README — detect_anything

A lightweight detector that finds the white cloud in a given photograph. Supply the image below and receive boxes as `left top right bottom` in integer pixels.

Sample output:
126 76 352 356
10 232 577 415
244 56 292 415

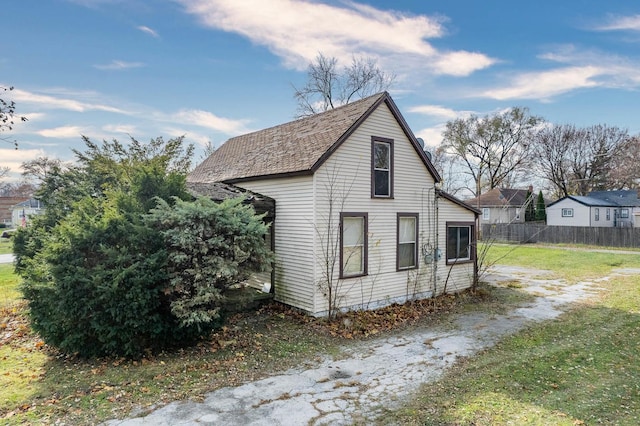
36 126 87 138
414 124 447 148
432 51 496 77
0 148 47 180
408 105 461 120
480 42 640 102
10 87 126 114
94 60 145 70
481 66 603 100
171 109 251 135
593 14 640 32
102 124 138 134
137 25 159 37
176 0 495 76
162 126 213 147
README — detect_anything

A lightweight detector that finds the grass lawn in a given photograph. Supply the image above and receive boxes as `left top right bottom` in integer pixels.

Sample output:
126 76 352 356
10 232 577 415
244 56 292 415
381 244 640 425
0 238 13 255
2 244 640 424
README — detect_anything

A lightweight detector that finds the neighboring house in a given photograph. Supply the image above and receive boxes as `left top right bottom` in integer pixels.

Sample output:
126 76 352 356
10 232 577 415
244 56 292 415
465 187 533 225
546 190 640 227
0 196 30 226
11 198 45 227
188 92 479 316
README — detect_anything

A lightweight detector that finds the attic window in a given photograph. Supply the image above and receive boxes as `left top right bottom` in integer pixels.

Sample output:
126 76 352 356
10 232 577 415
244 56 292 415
371 137 393 198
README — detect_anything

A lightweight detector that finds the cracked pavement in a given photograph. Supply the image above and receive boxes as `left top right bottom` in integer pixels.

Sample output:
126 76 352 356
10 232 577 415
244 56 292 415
104 265 628 426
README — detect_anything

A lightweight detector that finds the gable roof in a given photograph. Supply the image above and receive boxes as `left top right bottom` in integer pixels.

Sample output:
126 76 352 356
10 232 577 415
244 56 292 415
548 191 640 208
464 188 531 209
188 92 441 184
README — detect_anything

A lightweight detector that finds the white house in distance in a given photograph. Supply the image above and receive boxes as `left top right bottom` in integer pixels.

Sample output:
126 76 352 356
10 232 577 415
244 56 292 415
11 198 45 227
188 92 479 316
465 187 533 225
546 190 640 227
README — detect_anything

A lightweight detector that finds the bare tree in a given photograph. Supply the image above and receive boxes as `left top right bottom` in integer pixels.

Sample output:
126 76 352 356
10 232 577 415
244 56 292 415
610 135 640 190
21 156 65 184
431 146 474 196
439 107 542 197
1 86 27 148
293 53 394 117
533 124 629 197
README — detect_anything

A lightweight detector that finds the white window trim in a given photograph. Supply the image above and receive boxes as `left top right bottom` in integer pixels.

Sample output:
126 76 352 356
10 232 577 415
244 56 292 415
562 208 574 217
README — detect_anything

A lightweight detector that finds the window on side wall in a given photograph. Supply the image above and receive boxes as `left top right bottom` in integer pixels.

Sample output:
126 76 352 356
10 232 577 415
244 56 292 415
397 213 418 270
446 222 474 264
606 208 611 221
620 209 629 219
595 208 600 221
371 137 393 198
482 208 490 221
562 208 574 217
340 213 368 278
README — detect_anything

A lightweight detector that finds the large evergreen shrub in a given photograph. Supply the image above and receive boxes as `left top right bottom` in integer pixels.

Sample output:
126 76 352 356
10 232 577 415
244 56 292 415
15 136 271 358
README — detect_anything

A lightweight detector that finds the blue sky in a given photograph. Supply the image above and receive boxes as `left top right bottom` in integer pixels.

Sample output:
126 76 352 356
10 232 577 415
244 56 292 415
2 0 640 181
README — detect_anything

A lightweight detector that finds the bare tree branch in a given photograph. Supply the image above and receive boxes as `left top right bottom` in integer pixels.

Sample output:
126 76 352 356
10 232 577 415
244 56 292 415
292 53 394 117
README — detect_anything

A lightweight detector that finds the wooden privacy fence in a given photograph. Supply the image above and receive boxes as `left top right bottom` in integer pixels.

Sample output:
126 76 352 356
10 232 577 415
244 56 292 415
481 223 640 248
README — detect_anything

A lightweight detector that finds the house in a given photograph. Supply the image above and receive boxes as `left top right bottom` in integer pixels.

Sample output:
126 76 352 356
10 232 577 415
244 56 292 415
465 187 534 225
11 198 45 227
188 92 479 316
546 190 640 227
0 196 30 226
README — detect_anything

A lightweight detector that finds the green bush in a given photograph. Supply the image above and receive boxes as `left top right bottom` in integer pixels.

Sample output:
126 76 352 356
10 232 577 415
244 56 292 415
147 196 272 330
15 136 271 358
16 137 197 357
21 195 193 357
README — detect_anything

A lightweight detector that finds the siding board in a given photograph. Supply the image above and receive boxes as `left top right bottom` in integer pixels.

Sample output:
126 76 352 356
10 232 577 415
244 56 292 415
238 102 476 316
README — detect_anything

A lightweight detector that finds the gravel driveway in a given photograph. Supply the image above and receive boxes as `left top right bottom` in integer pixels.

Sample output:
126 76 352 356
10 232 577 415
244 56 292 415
105 265 623 426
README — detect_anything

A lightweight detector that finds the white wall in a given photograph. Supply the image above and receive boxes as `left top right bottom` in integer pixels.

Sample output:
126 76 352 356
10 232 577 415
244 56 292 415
238 176 317 313
546 198 591 226
311 103 475 315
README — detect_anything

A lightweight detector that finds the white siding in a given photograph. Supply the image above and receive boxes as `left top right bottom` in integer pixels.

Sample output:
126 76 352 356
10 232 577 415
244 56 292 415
311 103 475 315
546 199 590 226
237 176 316 313
436 199 476 294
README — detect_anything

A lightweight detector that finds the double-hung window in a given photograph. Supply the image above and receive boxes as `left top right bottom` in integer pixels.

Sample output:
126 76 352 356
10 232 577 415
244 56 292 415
446 222 474 264
561 208 573 217
371 137 393 198
482 208 490 221
397 213 418 270
595 208 600 221
340 213 368 278
620 208 630 219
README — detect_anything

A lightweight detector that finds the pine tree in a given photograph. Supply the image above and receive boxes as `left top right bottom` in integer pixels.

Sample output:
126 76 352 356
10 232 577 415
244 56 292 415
535 190 547 221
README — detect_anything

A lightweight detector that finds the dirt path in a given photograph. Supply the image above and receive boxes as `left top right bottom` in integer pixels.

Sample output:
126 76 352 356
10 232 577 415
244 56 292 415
104 265 631 426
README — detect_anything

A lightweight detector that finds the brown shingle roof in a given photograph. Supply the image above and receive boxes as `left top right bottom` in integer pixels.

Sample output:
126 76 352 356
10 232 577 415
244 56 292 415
188 92 440 184
465 188 530 208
